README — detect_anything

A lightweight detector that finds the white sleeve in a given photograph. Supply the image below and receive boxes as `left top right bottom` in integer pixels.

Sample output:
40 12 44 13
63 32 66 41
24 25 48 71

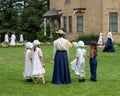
53 41 57 59
72 42 78 47
38 48 43 57
29 52 32 59
76 49 79 57
83 49 86 56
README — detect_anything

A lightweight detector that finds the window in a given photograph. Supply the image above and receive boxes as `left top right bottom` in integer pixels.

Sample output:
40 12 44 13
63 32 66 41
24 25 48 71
77 16 83 32
63 16 67 32
65 0 70 2
69 16 72 32
109 13 118 32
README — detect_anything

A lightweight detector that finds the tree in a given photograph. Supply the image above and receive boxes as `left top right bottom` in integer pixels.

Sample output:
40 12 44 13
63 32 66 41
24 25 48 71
20 0 49 40
0 0 49 41
0 0 21 32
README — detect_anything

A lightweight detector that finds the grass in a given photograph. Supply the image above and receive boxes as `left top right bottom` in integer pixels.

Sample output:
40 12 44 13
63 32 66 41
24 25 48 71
0 45 120 96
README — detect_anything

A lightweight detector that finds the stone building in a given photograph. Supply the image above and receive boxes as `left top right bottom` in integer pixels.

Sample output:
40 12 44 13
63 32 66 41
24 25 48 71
43 0 120 42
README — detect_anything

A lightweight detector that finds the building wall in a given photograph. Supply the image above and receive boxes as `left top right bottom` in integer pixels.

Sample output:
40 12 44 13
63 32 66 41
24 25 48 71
50 0 120 42
65 0 103 41
50 0 86 40
84 0 103 35
103 0 120 42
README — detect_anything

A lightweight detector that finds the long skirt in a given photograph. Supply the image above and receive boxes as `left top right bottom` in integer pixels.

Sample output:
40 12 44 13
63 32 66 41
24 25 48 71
103 38 115 52
52 51 71 84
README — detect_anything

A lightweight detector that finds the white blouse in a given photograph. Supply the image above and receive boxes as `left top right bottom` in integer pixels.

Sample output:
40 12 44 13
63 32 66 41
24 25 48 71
107 31 113 39
53 37 70 58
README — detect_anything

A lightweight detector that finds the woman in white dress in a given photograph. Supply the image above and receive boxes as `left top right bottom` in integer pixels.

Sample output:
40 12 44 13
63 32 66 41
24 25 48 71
4 32 9 45
32 40 46 84
71 41 86 82
20 34 24 43
103 29 115 52
23 42 33 82
10 32 16 46
97 32 103 46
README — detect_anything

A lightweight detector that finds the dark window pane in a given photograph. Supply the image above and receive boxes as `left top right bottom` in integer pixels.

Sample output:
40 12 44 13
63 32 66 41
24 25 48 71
69 16 72 32
77 16 83 32
109 13 118 32
63 16 67 32
65 0 70 2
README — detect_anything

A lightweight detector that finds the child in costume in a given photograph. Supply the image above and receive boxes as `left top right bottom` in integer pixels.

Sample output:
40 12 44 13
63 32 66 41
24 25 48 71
71 41 86 82
88 41 98 82
97 32 103 46
23 42 33 82
32 40 46 84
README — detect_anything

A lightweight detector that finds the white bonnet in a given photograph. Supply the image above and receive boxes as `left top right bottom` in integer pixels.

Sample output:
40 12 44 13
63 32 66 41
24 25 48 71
26 42 33 49
33 40 40 47
78 41 85 47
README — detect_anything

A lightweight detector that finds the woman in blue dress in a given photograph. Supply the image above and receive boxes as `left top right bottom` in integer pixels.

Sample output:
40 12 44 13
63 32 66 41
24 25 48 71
103 29 115 52
52 30 71 84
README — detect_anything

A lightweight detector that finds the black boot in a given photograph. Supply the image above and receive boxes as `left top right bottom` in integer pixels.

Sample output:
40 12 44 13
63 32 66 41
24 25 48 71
82 79 85 82
78 79 82 82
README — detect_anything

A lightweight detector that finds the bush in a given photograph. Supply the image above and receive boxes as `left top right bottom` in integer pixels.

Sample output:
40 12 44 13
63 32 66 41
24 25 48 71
37 32 48 42
22 32 35 42
76 34 99 45
113 42 120 46
52 31 58 40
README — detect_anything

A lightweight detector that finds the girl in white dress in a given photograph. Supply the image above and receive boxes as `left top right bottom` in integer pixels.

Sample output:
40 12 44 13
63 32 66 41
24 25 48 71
32 40 46 84
97 32 103 46
10 32 16 46
71 41 86 82
20 34 24 43
23 42 33 82
4 32 9 45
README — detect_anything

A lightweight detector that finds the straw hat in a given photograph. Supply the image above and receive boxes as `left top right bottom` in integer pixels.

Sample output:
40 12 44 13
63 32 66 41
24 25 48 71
56 30 66 34
33 40 40 47
78 41 85 47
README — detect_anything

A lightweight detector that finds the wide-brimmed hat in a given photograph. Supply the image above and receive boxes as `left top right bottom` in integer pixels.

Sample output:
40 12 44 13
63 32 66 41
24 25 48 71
33 40 40 47
56 30 66 34
78 41 85 47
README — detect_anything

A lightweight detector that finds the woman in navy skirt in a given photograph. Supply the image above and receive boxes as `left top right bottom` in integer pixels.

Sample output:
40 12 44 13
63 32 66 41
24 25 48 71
103 29 115 52
52 30 71 84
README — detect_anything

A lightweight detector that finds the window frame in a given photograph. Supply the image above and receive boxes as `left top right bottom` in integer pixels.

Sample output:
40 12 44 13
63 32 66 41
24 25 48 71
77 16 84 32
68 16 72 32
65 0 70 2
109 12 118 32
63 16 67 32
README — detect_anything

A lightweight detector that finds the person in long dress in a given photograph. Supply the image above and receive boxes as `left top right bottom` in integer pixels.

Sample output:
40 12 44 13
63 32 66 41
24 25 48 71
32 40 46 84
23 42 33 82
103 29 115 52
10 32 16 46
97 32 103 46
4 32 9 45
52 30 71 84
20 34 24 43
71 41 86 82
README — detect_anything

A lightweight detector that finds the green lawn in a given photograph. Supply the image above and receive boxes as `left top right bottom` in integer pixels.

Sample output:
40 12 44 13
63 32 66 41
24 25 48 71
0 45 120 96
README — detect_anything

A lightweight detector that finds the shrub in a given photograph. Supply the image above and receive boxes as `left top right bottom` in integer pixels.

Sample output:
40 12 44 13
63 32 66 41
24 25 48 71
76 34 99 45
37 32 48 42
113 42 120 46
